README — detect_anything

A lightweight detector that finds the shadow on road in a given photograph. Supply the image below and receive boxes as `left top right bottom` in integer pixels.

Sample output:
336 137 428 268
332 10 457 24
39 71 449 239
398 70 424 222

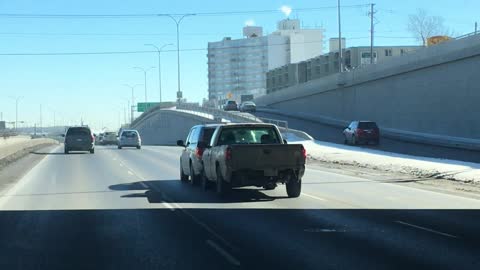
30 151 88 155
109 180 287 204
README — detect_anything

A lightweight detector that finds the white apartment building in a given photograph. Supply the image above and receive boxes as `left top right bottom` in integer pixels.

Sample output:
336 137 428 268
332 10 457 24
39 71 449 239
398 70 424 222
207 19 324 102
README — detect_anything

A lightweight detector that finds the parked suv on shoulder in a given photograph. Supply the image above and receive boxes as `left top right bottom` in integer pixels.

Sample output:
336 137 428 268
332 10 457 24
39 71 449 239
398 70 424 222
64 126 95 154
343 121 380 145
177 124 221 187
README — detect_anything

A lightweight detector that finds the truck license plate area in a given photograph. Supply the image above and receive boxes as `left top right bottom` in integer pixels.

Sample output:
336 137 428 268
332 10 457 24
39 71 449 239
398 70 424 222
264 169 277 176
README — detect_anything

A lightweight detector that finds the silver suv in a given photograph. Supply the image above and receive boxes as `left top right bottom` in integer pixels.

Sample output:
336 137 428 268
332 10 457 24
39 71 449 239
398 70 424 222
118 130 142 149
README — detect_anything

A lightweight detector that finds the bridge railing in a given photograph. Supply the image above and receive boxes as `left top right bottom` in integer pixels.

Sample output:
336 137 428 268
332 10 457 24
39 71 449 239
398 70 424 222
176 103 262 123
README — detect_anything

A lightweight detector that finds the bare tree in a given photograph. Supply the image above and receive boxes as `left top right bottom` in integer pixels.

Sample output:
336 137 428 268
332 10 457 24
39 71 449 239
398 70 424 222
408 9 451 46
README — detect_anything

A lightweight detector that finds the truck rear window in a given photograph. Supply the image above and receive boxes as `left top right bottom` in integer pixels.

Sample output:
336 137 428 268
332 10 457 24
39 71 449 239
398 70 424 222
218 127 280 145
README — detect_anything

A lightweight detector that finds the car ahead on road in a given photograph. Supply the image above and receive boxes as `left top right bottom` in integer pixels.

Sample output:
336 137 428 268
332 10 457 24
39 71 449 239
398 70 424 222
223 100 238 111
343 121 380 145
200 123 306 197
102 132 118 145
177 124 221 187
239 101 256 112
64 126 95 154
118 130 141 149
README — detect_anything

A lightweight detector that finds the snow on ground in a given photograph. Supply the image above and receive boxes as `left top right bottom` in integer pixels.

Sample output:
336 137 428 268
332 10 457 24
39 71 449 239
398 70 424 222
286 134 480 183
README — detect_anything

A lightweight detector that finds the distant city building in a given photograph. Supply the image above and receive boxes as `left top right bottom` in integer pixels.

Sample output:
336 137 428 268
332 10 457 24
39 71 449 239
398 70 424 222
0 121 5 130
207 19 324 103
329 38 346 53
267 45 422 94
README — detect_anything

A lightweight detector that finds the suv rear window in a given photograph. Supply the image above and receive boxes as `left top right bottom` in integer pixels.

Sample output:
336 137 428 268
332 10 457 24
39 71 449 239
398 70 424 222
227 101 237 105
201 128 216 144
122 131 137 138
358 122 378 129
66 128 90 136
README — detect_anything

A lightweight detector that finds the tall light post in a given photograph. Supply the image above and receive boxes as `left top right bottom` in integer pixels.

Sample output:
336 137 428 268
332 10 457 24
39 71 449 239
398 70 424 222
123 83 143 123
337 0 343 73
159 14 196 102
145 43 173 104
133 66 156 104
9 96 23 131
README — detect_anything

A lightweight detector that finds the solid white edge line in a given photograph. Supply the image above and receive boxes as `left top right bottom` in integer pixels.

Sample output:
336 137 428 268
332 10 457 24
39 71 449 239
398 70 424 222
0 145 61 208
127 171 134 175
302 192 326 201
206 240 241 267
395 220 458 238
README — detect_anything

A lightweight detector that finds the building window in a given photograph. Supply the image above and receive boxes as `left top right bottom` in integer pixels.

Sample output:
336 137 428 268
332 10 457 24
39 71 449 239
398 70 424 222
385 49 392 56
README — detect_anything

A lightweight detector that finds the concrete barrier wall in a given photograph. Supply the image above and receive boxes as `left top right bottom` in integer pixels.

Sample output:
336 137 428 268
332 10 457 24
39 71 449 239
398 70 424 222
132 110 217 145
255 34 480 141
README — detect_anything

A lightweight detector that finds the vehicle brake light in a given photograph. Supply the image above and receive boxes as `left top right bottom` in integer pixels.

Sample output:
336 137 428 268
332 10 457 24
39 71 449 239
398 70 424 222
195 147 204 158
356 129 364 135
225 147 232 161
91 134 95 142
301 146 307 159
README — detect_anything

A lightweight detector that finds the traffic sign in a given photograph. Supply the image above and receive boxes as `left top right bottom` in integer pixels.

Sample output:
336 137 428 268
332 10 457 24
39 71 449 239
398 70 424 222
137 102 160 112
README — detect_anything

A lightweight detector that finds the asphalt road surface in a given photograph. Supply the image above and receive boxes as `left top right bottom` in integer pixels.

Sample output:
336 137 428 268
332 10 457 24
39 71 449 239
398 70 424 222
1 145 480 269
255 111 480 163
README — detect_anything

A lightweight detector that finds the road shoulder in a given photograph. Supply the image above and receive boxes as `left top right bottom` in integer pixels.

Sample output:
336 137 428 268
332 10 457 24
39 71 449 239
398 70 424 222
307 159 480 201
0 144 58 195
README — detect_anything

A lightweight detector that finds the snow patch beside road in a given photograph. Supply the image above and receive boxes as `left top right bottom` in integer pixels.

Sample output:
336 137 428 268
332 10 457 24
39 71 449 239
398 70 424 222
288 135 480 183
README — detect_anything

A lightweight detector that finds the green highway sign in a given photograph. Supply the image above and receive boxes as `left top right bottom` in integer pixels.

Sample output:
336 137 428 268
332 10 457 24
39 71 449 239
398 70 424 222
137 102 160 112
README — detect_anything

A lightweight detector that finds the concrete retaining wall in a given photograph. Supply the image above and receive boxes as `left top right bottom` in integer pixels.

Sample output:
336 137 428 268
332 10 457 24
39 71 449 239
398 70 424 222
131 110 217 145
255 34 480 144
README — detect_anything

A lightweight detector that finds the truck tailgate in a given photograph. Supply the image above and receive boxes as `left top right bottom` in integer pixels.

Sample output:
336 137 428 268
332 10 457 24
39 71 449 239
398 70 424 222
229 144 305 171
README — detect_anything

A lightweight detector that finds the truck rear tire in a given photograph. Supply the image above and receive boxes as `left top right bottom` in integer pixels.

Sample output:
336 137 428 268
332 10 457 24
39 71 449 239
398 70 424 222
286 176 302 198
216 167 231 195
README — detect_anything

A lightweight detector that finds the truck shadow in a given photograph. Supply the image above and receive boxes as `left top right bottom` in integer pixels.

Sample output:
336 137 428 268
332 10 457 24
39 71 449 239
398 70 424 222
109 180 289 204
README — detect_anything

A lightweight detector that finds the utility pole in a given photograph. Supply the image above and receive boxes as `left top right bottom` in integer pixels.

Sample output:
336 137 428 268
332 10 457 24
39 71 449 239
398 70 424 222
40 104 43 134
369 3 376 64
475 22 478 35
337 0 343 72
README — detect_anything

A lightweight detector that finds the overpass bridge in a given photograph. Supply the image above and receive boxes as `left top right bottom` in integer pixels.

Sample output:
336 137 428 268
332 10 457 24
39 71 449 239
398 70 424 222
130 103 310 145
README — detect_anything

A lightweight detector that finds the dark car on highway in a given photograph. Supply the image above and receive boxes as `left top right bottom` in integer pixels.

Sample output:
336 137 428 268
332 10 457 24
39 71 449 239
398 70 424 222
223 100 238 111
64 126 95 154
343 121 380 145
177 124 221 188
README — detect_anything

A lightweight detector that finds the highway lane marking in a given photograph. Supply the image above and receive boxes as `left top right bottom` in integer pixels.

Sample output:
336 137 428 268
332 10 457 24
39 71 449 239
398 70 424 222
395 220 458 239
206 240 241 267
161 201 175 211
127 171 134 176
302 192 327 201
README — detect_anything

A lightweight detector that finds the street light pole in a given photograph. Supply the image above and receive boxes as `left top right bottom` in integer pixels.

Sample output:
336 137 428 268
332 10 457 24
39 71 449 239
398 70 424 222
145 43 173 104
9 96 23 131
123 84 143 123
337 0 343 73
160 14 196 102
133 67 156 104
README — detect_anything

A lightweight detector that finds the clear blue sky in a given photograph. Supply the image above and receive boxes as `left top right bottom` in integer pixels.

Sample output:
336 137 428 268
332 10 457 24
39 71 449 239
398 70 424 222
0 0 478 130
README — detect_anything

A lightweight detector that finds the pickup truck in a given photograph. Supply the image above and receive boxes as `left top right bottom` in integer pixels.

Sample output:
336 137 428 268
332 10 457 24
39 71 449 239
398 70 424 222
202 123 306 197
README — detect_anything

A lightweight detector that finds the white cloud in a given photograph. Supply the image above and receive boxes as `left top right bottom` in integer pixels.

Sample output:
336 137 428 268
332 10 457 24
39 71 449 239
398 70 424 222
244 19 255 26
280 5 292 17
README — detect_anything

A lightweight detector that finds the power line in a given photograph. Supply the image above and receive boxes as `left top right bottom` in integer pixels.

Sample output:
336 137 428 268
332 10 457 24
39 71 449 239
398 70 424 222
0 36 417 56
0 4 371 19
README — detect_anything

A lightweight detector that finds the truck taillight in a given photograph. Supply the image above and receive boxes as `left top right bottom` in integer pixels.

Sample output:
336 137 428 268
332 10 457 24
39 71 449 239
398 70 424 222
91 134 95 142
195 147 204 158
301 146 307 159
356 129 364 135
225 147 232 161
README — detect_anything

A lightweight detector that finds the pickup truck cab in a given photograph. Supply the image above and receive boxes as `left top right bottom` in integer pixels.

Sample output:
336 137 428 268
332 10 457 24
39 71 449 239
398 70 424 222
202 123 306 197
